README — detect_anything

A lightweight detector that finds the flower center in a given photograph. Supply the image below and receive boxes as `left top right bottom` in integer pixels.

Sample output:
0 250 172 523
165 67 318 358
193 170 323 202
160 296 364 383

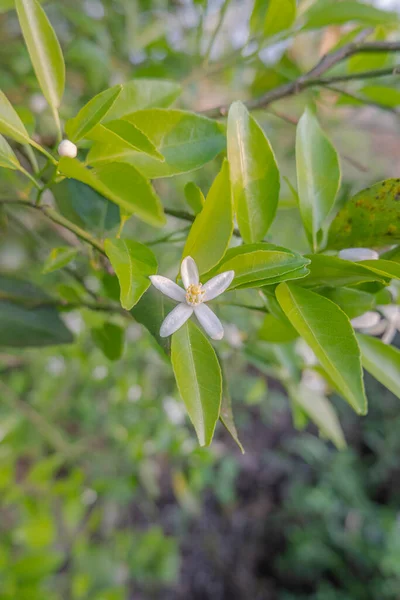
185 283 205 306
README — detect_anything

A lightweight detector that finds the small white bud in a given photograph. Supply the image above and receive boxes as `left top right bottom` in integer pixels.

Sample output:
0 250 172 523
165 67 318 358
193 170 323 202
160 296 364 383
338 247 379 262
351 311 381 330
58 139 78 158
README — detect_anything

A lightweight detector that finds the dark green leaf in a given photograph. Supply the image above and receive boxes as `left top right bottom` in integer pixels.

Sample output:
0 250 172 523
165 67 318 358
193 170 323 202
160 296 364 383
131 286 172 356
171 320 222 446
319 286 375 319
92 322 124 361
258 313 299 343
300 254 387 288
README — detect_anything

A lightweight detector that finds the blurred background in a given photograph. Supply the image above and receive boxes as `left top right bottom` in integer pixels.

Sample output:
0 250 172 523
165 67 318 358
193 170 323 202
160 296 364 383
1 1 400 598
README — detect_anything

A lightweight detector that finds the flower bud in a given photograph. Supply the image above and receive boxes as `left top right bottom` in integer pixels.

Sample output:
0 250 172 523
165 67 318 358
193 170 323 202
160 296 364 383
338 247 379 262
58 139 78 158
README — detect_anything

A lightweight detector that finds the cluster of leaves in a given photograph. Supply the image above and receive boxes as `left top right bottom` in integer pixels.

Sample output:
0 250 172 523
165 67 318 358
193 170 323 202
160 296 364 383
1 0 400 453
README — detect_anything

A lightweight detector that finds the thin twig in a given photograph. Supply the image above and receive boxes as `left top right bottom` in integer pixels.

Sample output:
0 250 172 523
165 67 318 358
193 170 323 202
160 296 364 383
202 0 231 67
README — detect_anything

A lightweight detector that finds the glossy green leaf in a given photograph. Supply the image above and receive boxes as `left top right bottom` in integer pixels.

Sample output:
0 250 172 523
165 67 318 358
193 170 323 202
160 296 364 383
0 277 73 347
319 287 375 319
300 255 387 288
86 119 164 162
104 238 157 310
357 333 400 400
171 320 222 446
96 109 226 178
92 322 124 361
104 79 182 121
182 159 233 275
42 247 78 274
358 259 400 281
381 245 400 263
15 0 65 108
250 0 296 38
289 385 346 449
0 90 30 144
296 107 341 248
258 313 298 343
302 0 397 29
52 178 119 235
227 101 280 243
131 286 172 357
58 157 166 228
276 283 367 414
65 85 122 142
0 134 19 169
184 182 205 215
327 179 400 249
203 243 309 289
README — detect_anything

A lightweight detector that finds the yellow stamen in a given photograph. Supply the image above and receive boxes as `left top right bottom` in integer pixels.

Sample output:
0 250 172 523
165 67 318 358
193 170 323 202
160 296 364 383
186 283 205 306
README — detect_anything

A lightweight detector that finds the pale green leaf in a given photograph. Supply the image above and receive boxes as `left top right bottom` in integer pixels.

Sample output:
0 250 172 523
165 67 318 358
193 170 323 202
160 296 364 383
357 333 400 400
0 90 30 144
296 107 341 248
361 85 400 108
65 85 122 142
42 246 78 274
171 320 222 446
182 159 233 275
0 134 20 170
184 182 205 215
15 0 65 108
227 101 280 243
104 238 157 310
104 79 182 121
302 0 397 29
276 283 367 414
58 157 166 228
250 0 296 38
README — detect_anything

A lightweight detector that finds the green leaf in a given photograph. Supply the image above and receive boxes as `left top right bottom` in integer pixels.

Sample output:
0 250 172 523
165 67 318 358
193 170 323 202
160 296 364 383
86 119 164 162
58 157 166 228
171 320 222 446
91 109 226 178
288 385 346 449
92 322 124 361
302 0 397 29
358 259 400 281
319 286 375 319
131 286 172 357
220 380 244 453
361 85 400 108
104 238 157 310
104 79 182 121
357 334 400 400
42 246 78 274
0 276 73 347
0 134 20 169
258 313 299 343
15 0 65 109
327 179 400 249
65 85 122 142
250 0 296 38
0 90 30 144
203 243 309 289
184 182 205 215
276 283 367 415
52 178 120 235
300 255 387 288
227 101 280 243
296 107 341 249
182 159 233 275
381 245 400 262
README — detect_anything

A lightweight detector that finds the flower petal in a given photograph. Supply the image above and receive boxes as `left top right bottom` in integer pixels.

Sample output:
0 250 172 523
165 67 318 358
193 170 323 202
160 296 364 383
203 270 235 301
351 311 381 329
181 256 199 289
149 275 186 302
194 303 224 340
338 247 379 262
160 303 193 337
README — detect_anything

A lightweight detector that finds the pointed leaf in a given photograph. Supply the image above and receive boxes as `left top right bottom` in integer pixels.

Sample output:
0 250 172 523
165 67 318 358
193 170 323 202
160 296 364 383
42 247 78 274
227 101 280 243
0 90 30 144
131 286 172 357
328 179 400 249
58 158 166 228
300 254 388 288
357 334 400 400
104 238 157 310
0 134 20 169
65 85 122 142
276 283 367 415
86 119 164 162
96 109 226 178
182 159 233 275
184 182 205 215
104 79 182 121
15 0 65 108
250 0 296 38
296 107 341 248
220 382 244 453
171 320 222 446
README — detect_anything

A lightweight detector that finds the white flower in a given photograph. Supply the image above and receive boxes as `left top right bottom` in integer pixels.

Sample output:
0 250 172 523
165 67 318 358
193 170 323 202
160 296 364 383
338 247 379 261
150 256 234 340
58 139 78 158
